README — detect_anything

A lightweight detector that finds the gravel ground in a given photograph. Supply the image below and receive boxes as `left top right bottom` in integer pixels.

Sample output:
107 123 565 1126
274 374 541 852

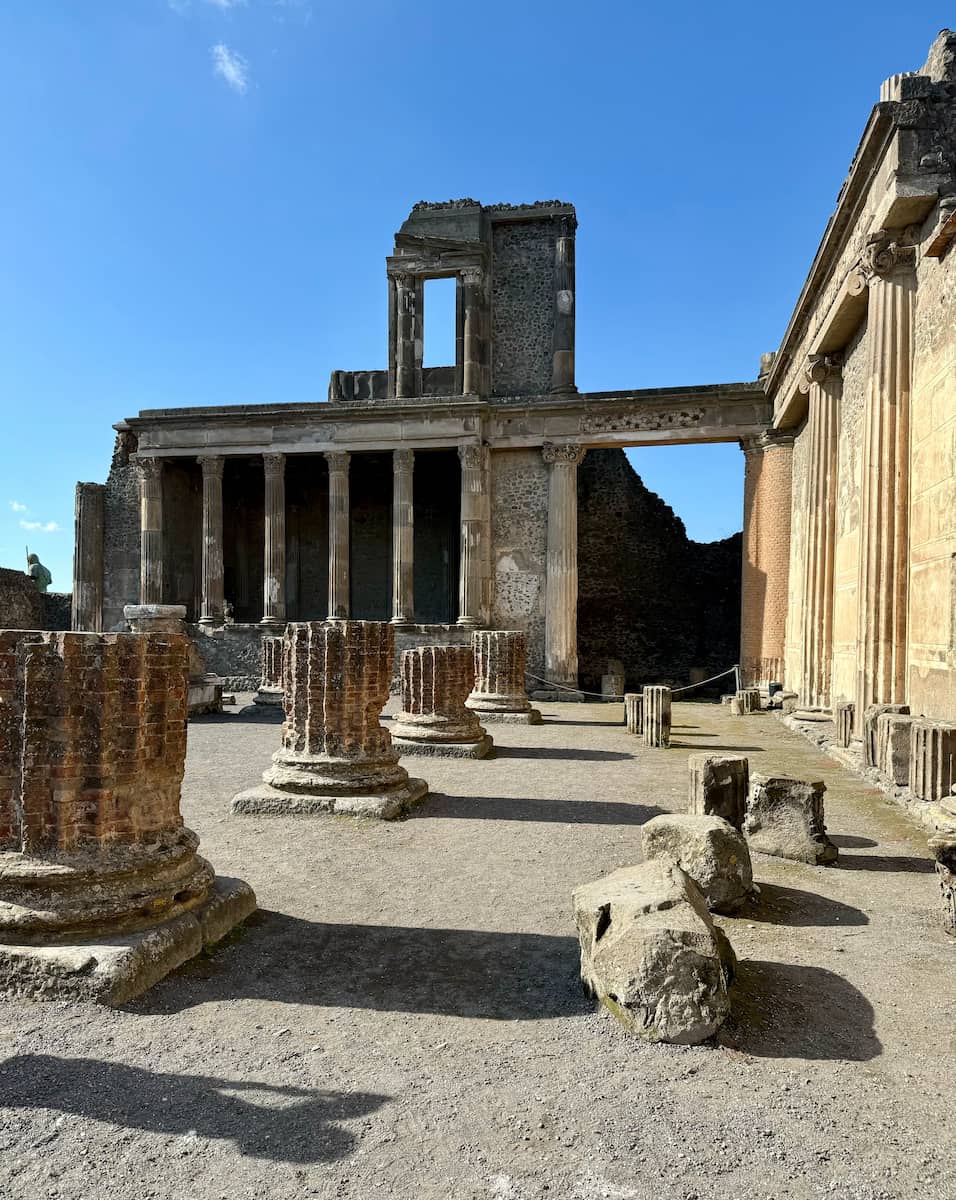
0 699 953 1200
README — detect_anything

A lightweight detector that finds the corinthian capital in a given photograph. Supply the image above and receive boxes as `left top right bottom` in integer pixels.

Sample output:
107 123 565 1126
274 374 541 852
860 227 918 279
324 451 351 474
458 443 487 471
393 448 414 473
134 456 163 482
197 455 225 479
262 453 285 477
542 442 585 467
739 430 795 454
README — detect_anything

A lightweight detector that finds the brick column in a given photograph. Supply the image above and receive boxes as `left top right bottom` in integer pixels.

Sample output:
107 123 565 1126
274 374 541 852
739 431 794 687
261 453 286 626
325 451 351 619
856 227 917 727
136 457 164 605
467 629 541 724
231 621 428 819
198 455 225 625
254 635 284 706
457 444 490 627
542 442 585 690
71 482 104 631
392 645 492 758
391 449 414 626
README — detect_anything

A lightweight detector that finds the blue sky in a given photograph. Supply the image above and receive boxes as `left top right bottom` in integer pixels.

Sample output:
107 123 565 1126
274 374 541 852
0 2 949 587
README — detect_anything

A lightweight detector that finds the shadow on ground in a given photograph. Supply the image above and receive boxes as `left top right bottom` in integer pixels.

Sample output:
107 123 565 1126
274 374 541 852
194 706 284 726
136 911 590 1021
421 793 664 825
722 960 881 1060
669 742 767 753
836 852 934 874
492 746 635 762
0 1054 386 1164
748 882 869 927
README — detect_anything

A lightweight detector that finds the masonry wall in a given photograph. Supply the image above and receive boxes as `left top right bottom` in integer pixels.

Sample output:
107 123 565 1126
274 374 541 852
102 434 141 632
0 567 43 628
490 222 554 397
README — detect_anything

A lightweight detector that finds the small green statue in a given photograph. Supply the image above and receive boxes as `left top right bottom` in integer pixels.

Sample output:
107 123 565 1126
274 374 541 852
26 551 52 594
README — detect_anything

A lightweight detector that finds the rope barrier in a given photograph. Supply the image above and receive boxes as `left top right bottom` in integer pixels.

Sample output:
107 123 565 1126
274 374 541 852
524 664 740 701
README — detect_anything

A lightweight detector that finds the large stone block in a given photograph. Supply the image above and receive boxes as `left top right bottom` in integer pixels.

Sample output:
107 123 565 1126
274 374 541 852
392 645 492 758
572 860 735 1044
875 712 916 786
743 774 838 865
0 630 255 1003
642 685 671 748
687 753 749 830
641 813 754 914
910 719 956 802
862 703 909 767
467 630 541 724
232 621 428 819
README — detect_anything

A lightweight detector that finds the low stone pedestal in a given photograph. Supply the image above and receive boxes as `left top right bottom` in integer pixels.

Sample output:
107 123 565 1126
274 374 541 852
641 685 671 747
876 712 916 787
834 701 855 748
254 635 284 707
124 604 223 717
623 692 643 734
0 630 255 1004
232 621 428 819
572 860 735 1044
392 645 492 758
641 813 753 914
744 773 838 865
688 753 749 830
467 630 542 724
734 687 761 714
910 719 956 802
863 703 909 767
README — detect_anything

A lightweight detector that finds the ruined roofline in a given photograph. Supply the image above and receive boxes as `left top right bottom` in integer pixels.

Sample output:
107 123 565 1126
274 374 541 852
407 198 575 222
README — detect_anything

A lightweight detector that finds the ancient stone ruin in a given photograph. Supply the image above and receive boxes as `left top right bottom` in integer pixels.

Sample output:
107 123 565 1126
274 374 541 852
688 753 749 830
0 630 255 1004
124 603 223 715
744 774 839 865
641 685 671 748
391 645 493 758
467 630 541 724
623 692 642 734
640 813 754 914
231 621 428 819
254 635 284 707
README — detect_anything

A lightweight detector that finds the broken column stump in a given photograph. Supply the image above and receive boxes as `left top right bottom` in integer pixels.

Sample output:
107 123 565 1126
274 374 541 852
254 635 284 707
0 630 255 1004
733 687 762 715
623 692 643 735
231 621 428 819
641 685 671 748
910 719 956 802
124 603 223 716
391 645 493 758
929 816 956 936
743 773 839 865
466 630 542 725
572 859 735 1044
641 813 754 914
687 753 749 830
863 703 909 767
834 700 855 748
876 712 916 787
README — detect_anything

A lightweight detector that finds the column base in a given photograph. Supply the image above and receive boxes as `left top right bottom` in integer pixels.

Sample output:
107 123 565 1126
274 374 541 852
456 617 481 628
259 616 286 627
231 778 428 821
392 733 494 759
390 617 415 629
198 615 224 627
0 876 256 1006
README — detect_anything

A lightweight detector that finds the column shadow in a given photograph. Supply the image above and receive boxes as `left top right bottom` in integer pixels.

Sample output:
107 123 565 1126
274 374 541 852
492 747 635 762
421 792 664 825
748 882 869 926
0 1054 387 1164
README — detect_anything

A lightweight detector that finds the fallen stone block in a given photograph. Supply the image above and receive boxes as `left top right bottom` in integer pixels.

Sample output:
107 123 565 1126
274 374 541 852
744 774 839 865
735 688 762 714
863 703 909 767
687 753 749 830
641 813 754 914
876 712 916 786
910 719 956 802
572 859 735 1044
834 700 855 748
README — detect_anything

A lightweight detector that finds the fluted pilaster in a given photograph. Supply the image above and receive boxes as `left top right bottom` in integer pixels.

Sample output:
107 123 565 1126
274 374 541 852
326 451 351 619
391 449 414 625
542 442 585 688
261 454 286 625
198 455 225 625
457 443 490 627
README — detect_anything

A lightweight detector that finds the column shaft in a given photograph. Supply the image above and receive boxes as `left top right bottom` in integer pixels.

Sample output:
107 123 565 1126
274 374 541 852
457 444 490 626
137 458 164 605
326 452 351 619
394 273 417 398
262 454 286 625
462 270 482 395
391 450 414 625
542 442 585 687
198 456 225 625
72 482 104 631
551 214 577 393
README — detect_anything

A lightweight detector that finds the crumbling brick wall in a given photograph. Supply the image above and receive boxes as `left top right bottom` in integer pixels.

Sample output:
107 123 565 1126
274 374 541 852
0 567 43 629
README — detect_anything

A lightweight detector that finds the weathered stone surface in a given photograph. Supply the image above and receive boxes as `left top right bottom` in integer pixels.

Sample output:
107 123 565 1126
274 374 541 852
601 673 624 698
863 704 909 768
744 774 839 865
254 634 284 706
623 692 642 735
392 645 492 758
687 753 749 830
642 685 671 748
835 700 855 748
0 630 254 1003
876 712 916 786
125 604 223 716
467 630 541 724
735 687 762 714
232 621 428 819
928 831 956 936
910 719 956 802
641 813 753 914
572 859 735 1044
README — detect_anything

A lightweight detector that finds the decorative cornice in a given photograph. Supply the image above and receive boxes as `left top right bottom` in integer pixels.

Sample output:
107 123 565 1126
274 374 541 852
542 441 586 466
324 451 351 473
262 453 285 476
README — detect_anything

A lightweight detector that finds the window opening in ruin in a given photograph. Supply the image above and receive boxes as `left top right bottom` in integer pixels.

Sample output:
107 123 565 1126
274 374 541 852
422 276 457 367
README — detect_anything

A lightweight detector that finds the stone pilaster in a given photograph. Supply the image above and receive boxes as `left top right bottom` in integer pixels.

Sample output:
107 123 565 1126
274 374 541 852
461 266 483 395
910 719 956 802
467 629 541 724
642 685 672 748
542 442 585 690
198 455 225 625
326 451 351 619
136 457 164 605
394 272 418 398
71 482 104 632
254 635 284 707
261 454 286 626
231 621 428 819
392 645 492 758
551 213 577 394
391 449 414 625
457 444 490 627
798 356 842 708
739 431 795 687
0 630 254 1003
856 227 917 726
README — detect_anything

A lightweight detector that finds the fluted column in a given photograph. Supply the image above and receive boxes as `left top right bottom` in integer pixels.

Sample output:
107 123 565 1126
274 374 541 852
198 455 225 625
551 214 577 394
72 482 104 631
394 272 417 398
856 227 917 726
261 453 286 626
798 356 842 707
457 443 490 627
542 442 586 687
136 457 164 605
462 267 482 395
391 449 414 626
326 451 351 619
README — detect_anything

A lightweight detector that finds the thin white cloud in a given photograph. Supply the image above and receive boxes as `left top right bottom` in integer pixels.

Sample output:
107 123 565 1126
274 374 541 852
206 0 246 8
9 501 27 513
168 0 191 12
19 520 60 533
211 43 249 93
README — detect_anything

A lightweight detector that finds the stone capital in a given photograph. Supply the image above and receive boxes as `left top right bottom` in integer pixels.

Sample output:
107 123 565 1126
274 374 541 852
262 453 285 478
197 455 225 479
859 226 919 280
739 430 795 455
542 442 586 467
393 448 414 474
134 456 163 482
460 266 483 287
798 353 843 394
458 443 487 471
325 451 351 474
